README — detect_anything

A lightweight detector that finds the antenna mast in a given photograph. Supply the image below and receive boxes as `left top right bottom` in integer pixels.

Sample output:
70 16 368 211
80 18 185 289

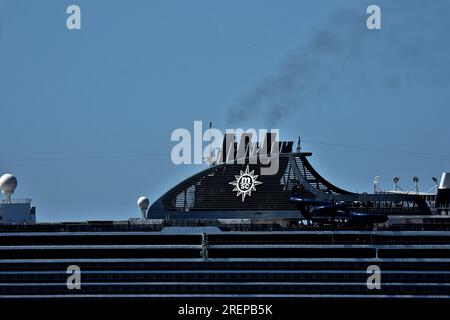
296 136 301 152
209 122 212 164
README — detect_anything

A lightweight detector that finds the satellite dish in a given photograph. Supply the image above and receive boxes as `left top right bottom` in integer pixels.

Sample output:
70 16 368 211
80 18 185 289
0 173 17 204
137 196 150 220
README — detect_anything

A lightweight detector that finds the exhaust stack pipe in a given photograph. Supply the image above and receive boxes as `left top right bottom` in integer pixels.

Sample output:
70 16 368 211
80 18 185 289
436 173 450 210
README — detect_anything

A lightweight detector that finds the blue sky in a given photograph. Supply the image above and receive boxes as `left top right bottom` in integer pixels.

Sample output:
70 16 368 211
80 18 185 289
0 0 449 221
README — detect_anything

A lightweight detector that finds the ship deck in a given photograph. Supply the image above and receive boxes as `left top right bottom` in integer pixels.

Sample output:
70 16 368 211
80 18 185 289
0 226 450 301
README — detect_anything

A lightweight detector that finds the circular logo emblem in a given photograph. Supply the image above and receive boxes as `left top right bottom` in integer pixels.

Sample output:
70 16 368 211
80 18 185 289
229 165 262 202
236 174 254 192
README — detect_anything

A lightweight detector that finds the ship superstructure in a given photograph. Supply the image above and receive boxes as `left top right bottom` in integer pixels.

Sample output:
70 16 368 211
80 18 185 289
1 135 450 303
148 134 447 227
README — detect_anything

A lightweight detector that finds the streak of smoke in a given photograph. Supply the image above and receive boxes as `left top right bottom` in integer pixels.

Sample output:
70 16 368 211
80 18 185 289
227 2 450 127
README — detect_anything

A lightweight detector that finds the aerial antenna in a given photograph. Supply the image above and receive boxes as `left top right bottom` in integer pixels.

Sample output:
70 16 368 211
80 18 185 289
432 176 438 186
426 176 439 194
204 122 215 166
296 136 302 152
137 196 150 220
0 174 17 204
373 176 381 193
209 122 212 164
413 176 419 193
392 176 402 191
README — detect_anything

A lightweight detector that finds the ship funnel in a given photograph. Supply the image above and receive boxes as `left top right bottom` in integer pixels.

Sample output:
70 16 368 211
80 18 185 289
438 173 450 190
436 173 450 208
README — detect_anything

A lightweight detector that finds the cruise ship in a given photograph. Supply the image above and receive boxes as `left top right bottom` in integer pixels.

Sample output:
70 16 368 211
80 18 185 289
1 134 450 306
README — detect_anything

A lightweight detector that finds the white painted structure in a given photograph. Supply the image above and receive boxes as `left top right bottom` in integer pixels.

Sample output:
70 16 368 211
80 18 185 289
0 199 35 223
0 174 35 223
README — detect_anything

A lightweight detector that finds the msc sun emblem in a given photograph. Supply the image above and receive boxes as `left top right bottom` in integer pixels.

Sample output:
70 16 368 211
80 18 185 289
229 165 262 202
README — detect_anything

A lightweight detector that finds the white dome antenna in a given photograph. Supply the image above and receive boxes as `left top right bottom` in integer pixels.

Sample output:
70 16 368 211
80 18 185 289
0 173 17 204
137 196 150 220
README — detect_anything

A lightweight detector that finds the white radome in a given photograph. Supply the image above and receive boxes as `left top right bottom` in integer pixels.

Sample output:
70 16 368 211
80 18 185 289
0 173 17 194
137 196 150 210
